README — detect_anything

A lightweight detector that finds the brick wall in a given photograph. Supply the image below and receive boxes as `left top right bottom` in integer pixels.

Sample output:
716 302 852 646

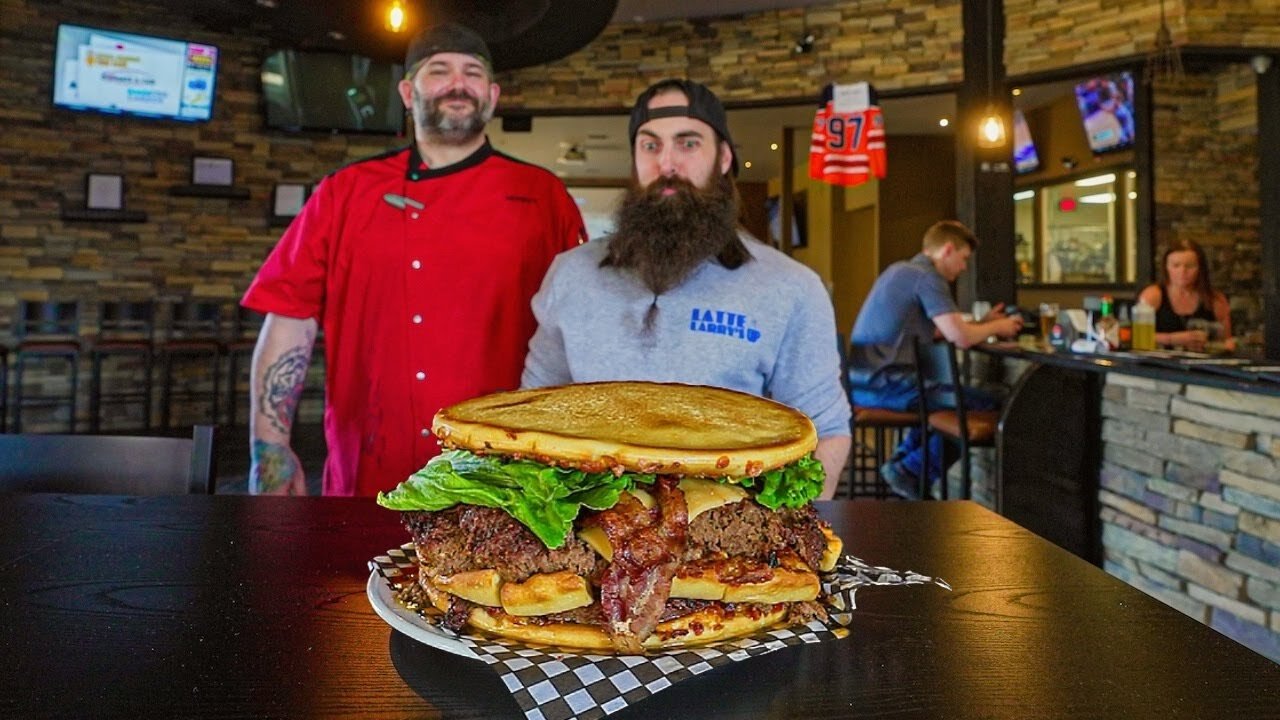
496 1 965 110
1152 65 1263 347
0 1 400 317
1004 0 1280 78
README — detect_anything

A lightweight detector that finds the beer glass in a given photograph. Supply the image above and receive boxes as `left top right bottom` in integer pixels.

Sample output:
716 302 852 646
1039 303 1059 344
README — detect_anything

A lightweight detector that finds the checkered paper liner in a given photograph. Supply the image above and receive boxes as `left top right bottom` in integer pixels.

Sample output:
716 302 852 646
369 544 949 720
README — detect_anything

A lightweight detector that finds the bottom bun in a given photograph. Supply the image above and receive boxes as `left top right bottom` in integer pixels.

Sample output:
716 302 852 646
419 577 790 652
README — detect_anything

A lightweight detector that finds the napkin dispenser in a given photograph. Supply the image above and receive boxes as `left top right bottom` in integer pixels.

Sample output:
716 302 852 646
1049 308 1090 350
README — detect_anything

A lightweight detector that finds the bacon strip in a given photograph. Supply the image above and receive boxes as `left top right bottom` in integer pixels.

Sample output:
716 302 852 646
592 477 689 652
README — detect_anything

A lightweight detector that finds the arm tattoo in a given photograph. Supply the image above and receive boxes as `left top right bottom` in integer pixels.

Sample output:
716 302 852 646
250 439 300 494
260 344 310 434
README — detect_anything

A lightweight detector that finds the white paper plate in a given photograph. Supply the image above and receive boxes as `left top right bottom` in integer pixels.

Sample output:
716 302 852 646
366 572 479 660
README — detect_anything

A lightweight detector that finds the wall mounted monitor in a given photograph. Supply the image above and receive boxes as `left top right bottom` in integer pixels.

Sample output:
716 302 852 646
1074 71 1136 154
52 23 218 122
261 49 405 135
1012 109 1040 173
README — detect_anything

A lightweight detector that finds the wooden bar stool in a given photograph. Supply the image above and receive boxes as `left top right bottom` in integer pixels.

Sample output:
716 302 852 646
158 301 224 431
12 300 81 433
846 340 930 499
89 300 156 433
925 343 1000 500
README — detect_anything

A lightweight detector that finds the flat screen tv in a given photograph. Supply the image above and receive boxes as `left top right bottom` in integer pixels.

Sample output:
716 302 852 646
1074 71 1136 154
261 49 405 134
52 24 218 122
1012 109 1040 174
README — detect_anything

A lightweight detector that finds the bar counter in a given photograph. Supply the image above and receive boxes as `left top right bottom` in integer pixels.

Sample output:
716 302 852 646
973 341 1280 663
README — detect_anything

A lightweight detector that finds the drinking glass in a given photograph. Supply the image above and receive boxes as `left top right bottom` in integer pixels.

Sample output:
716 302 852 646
1039 303 1059 344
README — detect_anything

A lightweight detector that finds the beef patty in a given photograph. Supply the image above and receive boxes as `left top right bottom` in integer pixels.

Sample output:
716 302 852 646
404 493 828 584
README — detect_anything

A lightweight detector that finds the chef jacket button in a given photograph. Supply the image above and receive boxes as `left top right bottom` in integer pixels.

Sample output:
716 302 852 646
411 212 419 219
412 314 423 324
411 260 421 269
420 428 430 437
415 371 426 380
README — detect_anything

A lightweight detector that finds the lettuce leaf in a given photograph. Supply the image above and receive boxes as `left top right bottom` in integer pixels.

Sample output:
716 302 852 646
376 450 655 548
376 449 826 548
735 454 826 510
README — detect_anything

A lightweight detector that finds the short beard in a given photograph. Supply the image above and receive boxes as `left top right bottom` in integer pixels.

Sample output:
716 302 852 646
413 88 491 145
602 170 748 301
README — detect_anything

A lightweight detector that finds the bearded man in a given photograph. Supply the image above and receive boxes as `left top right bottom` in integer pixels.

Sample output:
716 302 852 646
242 22 585 497
521 79 851 497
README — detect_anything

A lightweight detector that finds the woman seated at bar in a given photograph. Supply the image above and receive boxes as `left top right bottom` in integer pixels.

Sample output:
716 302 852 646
1136 239 1233 352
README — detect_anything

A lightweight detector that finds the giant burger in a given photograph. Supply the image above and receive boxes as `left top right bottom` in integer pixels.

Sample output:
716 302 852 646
377 381 843 653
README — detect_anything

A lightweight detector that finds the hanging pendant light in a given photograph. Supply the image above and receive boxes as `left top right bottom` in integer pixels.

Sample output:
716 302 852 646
386 0 408 33
978 106 1006 147
976 0 1006 147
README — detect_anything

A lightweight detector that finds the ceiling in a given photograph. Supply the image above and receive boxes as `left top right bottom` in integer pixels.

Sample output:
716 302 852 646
612 0 837 24
184 0 617 69
183 0 835 69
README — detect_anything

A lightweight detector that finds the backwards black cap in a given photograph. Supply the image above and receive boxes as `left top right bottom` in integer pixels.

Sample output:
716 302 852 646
404 21 493 77
628 79 738 176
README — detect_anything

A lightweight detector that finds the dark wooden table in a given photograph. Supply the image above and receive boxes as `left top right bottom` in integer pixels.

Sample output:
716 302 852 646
1 495 1276 719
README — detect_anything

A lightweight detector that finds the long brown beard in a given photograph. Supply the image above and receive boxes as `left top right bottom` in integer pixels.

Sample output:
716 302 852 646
602 172 748 300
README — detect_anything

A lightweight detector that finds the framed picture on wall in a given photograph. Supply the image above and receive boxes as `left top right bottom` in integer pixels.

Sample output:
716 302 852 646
192 156 234 186
85 173 124 210
272 183 308 218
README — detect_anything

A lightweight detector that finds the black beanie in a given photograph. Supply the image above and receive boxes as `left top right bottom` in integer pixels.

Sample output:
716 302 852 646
404 22 492 76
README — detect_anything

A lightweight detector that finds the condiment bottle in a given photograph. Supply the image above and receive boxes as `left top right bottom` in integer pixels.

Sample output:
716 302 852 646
1117 305 1132 350
1132 299 1156 350
1095 296 1120 350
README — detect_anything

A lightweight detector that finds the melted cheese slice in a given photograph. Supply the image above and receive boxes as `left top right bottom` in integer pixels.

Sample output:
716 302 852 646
432 569 503 607
500 570 593 616
677 477 748 518
577 480 748 560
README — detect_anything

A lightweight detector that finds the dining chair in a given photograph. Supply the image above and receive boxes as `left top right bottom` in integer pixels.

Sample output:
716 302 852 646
845 339 930 499
0 425 217 495
922 342 1000 500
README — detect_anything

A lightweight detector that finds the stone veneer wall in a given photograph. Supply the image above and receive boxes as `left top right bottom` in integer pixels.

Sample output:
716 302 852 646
496 1 965 110
971 357 1280 664
1003 0 1280 78
1152 66 1263 346
1099 373 1280 664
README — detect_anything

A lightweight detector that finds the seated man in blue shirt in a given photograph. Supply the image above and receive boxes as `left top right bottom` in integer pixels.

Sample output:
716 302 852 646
848 220 1022 499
